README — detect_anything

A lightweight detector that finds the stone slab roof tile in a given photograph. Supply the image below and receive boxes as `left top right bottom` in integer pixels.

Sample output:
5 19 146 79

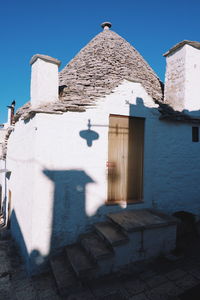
59 29 163 104
15 27 164 121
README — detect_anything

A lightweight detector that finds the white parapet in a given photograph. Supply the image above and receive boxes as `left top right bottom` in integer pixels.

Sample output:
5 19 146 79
30 54 61 108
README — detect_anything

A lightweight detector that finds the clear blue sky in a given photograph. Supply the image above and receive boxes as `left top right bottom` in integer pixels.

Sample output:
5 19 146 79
0 0 199 123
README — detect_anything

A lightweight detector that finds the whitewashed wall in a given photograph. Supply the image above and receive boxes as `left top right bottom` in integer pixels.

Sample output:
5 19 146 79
0 128 7 158
0 127 10 218
6 79 200 273
29 81 159 253
153 120 200 213
184 45 200 113
164 44 200 114
0 160 6 214
6 118 37 271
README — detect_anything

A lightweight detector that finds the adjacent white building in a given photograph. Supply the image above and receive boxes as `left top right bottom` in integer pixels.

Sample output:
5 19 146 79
1 23 200 274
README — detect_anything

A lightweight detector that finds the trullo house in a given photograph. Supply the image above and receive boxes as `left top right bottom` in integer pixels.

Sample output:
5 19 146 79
0 22 200 275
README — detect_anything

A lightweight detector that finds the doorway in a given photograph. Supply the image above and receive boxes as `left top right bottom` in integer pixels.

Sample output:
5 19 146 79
107 115 144 204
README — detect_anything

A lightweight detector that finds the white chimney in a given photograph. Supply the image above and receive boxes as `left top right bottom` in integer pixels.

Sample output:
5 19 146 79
30 54 61 108
7 107 12 125
164 41 200 113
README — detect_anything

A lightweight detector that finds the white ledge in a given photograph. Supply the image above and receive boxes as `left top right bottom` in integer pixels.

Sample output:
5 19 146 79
30 54 61 66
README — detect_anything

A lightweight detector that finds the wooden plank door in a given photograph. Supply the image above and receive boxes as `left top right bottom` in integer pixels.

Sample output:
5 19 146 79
107 115 129 203
107 115 144 204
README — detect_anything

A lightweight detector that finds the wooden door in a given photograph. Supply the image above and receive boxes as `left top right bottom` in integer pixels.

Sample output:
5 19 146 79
107 115 144 204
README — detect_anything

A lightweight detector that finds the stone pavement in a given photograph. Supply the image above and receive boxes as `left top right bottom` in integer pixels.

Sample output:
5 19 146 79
0 225 200 300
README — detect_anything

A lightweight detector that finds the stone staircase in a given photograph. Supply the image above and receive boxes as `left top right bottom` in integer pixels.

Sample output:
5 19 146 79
50 209 178 296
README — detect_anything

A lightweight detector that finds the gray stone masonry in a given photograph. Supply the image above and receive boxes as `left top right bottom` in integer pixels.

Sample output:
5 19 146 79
1 220 200 299
59 29 163 103
15 27 163 121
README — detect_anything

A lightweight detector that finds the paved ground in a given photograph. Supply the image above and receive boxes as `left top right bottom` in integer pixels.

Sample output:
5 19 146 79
0 225 200 299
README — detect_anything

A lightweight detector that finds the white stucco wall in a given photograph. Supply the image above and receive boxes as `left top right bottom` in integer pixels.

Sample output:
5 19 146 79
0 128 7 141
6 79 200 273
30 81 160 252
0 128 6 158
6 118 37 270
0 160 6 213
153 120 200 213
184 45 200 113
0 127 10 218
164 44 200 114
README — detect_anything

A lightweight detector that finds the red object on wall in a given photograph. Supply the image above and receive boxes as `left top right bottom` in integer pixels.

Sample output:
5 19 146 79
106 161 116 168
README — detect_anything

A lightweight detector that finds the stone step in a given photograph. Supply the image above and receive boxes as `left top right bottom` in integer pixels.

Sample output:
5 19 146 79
94 221 128 246
107 209 177 232
79 232 113 260
65 243 97 278
50 252 80 296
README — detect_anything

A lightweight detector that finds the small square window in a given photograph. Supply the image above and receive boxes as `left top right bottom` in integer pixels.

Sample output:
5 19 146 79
192 127 199 142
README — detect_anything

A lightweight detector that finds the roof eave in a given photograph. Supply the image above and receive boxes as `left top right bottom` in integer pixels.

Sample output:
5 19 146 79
163 40 200 57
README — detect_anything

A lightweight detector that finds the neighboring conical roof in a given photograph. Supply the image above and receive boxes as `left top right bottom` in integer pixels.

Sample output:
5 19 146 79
59 27 163 104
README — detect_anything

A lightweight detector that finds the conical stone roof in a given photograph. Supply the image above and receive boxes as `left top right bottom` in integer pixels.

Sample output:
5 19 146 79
59 28 163 104
15 26 163 121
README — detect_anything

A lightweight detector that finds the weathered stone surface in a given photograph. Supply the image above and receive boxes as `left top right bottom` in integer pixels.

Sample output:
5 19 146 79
89 277 127 298
107 209 177 232
67 288 95 300
145 281 181 299
174 274 199 291
14 101 31 122
165 269 187 280
80 232 113 260
50 252 80 296
65 243 97 277
11 276 37 300
0 126 14 159
59 29 163 103
129 293 149 300
94 222 128 246
15 27 163 122
123 278 147 295
97 290 128 300
188 267 200 280
178 283 200 300
139 270 157 280
1 224 200 300
144 274 168 289
32 272 60 299
0 275 12 300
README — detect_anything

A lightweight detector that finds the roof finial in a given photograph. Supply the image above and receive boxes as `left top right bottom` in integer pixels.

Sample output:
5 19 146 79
101 22 112 30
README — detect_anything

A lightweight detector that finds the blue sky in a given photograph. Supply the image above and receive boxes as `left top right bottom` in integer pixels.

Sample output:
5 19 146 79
0 0 200 123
